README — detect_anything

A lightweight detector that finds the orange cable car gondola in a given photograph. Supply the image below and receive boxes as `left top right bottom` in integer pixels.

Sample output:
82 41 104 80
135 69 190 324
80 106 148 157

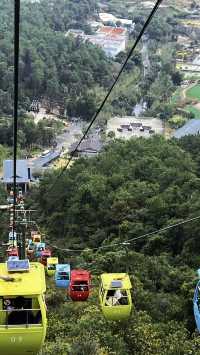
31 232 41 244
69 270 91 301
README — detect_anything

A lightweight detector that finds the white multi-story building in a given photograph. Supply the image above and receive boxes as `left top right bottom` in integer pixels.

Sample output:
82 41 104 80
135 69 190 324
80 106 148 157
66 26 127 58
99 13 133 28
87 26 127 57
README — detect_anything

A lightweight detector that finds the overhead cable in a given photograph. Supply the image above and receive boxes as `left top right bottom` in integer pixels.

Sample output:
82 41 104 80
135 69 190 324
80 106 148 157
51 214 200 253
13 0 20 247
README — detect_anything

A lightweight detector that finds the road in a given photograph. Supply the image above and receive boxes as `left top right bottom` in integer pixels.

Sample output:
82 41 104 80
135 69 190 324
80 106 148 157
56 121 83 151
33 108 68 126
33 108 47 124
181 80 198 100
30 121 83 171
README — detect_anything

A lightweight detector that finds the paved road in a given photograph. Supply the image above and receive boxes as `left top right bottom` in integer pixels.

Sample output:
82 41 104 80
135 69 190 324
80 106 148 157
56 121 83 151
30 121 83 171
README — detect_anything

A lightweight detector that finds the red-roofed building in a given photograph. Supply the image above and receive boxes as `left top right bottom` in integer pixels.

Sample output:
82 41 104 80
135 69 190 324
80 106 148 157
66 25 128 58
97 26 126 36
90 26 127 57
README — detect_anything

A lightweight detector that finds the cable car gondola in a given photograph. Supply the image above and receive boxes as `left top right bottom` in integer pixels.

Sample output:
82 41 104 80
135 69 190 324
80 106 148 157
27 240 35 261
31 232 41 245
8 256 19 262
0 260 47 355
46 257 58 276
40 249 51 267
34 243 45 258
193 279 200 332
99 273 132 321
69 270 91 301
7 247 18 258
55 264 70 289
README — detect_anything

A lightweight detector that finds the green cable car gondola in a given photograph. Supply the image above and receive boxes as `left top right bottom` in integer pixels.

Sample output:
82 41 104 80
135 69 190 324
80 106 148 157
99 273 132 321
0 260 47 355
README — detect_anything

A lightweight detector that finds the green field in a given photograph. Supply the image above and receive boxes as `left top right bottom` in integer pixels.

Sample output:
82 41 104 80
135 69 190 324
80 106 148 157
186 84 200 100
185 105 200 118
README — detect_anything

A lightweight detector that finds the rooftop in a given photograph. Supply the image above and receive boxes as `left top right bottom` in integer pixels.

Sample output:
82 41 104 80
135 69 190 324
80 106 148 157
69 135 103 154
100 273 132 290
99 12 116 22
97 26 126 37
71 270 91 281
56 264 70 272
47 257 58 265
107 116 164 139
3 160 31 184
0 262 46 296
173 119 200 138
99 12 133 26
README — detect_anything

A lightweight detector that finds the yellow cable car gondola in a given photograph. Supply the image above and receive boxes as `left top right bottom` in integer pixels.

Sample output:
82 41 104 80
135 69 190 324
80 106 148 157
99 273 132 321
46 257 58 276
0 260 47 355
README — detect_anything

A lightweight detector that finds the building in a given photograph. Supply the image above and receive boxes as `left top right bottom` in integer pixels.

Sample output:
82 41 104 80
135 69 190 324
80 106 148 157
3 160 32 192
173 119 200 139
99 13 133 28
89 26 127 57
66 25 127 58
69 135 103 157
107 116 164 139
139 1 169 9
176 63 200 72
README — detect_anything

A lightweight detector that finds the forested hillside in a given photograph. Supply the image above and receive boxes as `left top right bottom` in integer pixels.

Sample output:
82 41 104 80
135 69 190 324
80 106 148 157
2 1 200 353
0 0 183 121
28 135 200 354
0 0 112 119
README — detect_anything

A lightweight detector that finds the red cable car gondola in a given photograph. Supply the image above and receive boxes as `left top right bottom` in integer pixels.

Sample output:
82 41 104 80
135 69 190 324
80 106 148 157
7 246 18 257
69 269 91 301
40 249 51 266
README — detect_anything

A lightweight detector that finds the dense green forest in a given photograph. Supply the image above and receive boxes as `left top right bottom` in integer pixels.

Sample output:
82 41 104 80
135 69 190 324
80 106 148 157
0 115 61 149
1 1 199 353
0 0 183 123
26 135 200 354
0 0 113 119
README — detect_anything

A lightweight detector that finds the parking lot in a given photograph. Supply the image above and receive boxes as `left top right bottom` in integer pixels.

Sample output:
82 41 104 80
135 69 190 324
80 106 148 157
107 116 164 139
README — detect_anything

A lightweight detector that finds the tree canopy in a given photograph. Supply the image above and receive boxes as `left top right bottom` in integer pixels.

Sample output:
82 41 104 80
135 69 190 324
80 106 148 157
0 0 112 119
27 135 200 354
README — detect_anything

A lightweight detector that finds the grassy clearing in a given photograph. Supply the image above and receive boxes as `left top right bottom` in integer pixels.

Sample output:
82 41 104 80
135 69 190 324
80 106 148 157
185 105 200 118
186 84 200 100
